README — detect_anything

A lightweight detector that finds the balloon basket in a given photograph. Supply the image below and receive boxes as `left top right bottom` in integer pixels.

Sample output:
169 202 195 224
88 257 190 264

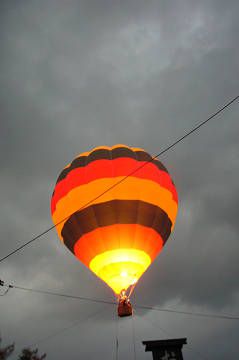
117 289 133 317
117 300 133 317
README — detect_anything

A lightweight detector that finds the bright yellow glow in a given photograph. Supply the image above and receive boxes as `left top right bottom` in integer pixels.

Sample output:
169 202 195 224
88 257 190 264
121 271 128 277
89 249 151 294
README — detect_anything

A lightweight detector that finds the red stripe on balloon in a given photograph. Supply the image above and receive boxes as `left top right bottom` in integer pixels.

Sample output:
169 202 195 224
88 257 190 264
51 157 178 214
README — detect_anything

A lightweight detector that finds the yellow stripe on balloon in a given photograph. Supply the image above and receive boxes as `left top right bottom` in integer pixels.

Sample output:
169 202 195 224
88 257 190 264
89 248 151 294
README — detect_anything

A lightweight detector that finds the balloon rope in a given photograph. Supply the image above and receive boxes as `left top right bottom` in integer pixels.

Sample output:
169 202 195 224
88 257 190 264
114 312 119 360
128 284 137 299
131 313 137 360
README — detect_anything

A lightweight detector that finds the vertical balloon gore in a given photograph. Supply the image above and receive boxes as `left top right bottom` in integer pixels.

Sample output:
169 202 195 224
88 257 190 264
51 145 178 295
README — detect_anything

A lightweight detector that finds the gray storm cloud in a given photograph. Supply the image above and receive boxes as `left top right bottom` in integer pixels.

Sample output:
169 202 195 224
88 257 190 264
0 0 239 359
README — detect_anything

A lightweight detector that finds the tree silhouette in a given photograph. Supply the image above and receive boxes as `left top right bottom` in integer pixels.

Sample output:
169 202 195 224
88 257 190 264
0 336 46 360
18 348 46 360
0 337 14 360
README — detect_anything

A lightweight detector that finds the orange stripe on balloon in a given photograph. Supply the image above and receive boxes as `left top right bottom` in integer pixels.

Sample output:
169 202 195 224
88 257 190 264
73 224 164 267
52 177 177 240
51 157 177 213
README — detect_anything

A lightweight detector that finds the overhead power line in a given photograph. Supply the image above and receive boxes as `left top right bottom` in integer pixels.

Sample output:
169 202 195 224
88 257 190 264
0 94 238 264
137 312 209 360
28 306 108 348
135 304 239 321
1 280 239 321
12 284 116 306
149 317 209 360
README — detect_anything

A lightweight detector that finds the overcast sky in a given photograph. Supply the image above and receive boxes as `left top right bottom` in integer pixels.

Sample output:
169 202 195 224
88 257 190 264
0 0 239 359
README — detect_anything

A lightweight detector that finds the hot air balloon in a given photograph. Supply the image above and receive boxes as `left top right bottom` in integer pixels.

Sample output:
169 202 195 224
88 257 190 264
51 145 178 316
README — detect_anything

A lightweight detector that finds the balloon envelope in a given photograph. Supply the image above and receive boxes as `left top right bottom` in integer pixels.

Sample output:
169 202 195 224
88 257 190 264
51 145 178 294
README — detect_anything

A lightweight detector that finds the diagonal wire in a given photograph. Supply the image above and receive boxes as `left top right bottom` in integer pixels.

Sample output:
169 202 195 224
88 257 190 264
137 307 209 360
28 305 108 348
157 326 209 360
0 95 238 264
151 315 209 360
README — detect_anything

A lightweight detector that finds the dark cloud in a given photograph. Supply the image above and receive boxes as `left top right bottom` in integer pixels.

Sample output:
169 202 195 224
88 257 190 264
0 0 239 359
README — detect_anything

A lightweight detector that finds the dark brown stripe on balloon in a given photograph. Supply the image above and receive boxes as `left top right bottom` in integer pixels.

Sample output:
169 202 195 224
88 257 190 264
111 146 137 159
136 151 168 173
86 148 111 163
56 148 168 184
56 156 87 183
61 200 172 253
